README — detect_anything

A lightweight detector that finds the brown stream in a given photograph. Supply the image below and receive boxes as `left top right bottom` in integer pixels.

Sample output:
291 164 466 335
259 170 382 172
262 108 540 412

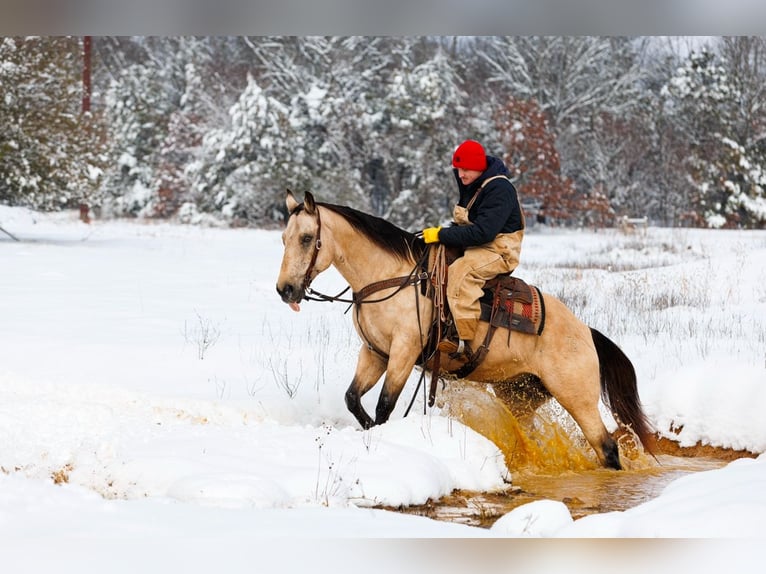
382 381 754 528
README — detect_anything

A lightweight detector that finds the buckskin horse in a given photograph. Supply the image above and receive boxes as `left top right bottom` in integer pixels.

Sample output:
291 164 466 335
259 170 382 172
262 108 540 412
276 190 655 469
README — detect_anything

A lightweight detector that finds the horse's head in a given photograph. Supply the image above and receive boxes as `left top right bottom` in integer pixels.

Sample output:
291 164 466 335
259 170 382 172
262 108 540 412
276 190 331 312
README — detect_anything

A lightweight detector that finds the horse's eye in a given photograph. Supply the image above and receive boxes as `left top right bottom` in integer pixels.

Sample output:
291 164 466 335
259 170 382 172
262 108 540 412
301 234 313 246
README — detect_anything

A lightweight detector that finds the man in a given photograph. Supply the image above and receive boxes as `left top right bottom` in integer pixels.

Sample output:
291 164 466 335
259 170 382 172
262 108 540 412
421 139 525 358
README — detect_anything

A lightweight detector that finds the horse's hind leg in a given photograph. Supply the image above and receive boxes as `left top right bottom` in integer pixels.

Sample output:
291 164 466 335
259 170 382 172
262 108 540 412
575 414 621 470
345 346 386 429
545 374 622 469
566 406 621 469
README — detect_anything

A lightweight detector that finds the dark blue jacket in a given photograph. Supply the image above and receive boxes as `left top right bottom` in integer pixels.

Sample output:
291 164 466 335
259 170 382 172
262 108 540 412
438 155 524 248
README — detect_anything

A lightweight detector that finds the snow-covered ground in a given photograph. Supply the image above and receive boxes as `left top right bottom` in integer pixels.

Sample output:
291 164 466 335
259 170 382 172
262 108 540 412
1 206 764 570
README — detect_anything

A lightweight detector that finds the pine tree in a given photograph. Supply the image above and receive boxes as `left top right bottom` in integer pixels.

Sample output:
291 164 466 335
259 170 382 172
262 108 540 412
150 39 218 218
381 45 469 229
662 48 766 228
100 58 174 217
0 37 105 211
188 73 295 225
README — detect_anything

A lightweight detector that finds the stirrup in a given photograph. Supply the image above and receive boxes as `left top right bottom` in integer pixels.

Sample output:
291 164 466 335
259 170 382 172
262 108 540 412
448 340 471 361
437 338 460 354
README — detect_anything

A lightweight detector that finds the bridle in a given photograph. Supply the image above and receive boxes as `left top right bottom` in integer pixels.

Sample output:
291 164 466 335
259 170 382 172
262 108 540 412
293 204 352 304
294 203 429 307
300 203 323 294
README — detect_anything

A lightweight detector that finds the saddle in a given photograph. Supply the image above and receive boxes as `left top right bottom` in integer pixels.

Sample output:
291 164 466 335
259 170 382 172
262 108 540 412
426 245 546 382
479 275 545 337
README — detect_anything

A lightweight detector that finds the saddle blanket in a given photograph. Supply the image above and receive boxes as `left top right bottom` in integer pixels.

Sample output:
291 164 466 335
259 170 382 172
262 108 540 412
478 275 545 336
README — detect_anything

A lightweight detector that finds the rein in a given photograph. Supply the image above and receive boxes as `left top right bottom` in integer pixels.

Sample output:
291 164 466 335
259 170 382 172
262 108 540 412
303 265 429 306
299 205 428 307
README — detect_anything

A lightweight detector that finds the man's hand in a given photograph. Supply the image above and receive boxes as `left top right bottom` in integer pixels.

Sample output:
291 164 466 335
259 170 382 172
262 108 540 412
421 226 441 244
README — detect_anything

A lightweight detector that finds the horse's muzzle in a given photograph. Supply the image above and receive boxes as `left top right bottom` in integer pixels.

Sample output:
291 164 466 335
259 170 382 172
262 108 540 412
276 282 304 305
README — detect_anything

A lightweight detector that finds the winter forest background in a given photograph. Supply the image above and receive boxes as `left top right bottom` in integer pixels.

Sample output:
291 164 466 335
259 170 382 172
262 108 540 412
2 36 765 231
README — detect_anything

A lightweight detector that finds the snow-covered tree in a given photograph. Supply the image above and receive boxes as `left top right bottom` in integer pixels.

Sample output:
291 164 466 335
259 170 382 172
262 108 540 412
100 61 174 216
475 37 647 223
478 37 645 134
187 74 297 225
380 45 470 229
99 38 225 218
662 48 766 228
148 38 226 218
707 137 766 227
0 37 105 211
184 36 362 225
211 36 471 230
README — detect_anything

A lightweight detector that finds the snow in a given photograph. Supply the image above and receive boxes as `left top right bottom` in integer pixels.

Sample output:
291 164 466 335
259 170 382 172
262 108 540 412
490 499 574 536
1 206 765 570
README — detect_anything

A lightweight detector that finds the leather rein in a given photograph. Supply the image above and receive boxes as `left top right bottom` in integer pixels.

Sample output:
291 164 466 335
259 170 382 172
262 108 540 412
299 204 431 309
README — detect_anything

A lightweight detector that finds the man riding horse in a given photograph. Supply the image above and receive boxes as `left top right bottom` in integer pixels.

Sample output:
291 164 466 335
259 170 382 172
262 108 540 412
420 139 525 359
277 187 655 469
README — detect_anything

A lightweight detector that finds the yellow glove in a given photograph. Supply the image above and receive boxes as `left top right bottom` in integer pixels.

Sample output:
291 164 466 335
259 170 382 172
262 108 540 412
421 226 442 244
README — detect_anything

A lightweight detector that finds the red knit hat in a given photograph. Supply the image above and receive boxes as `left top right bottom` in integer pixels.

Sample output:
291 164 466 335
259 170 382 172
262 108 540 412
452 140 487 171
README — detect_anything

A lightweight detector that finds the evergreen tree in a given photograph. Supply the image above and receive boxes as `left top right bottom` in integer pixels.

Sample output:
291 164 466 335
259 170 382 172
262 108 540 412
151 38 220 218
187 74 295 225
100 60 174 217
381 45 469 229
99 38 217 218
662 48 766 228
0 37 105 211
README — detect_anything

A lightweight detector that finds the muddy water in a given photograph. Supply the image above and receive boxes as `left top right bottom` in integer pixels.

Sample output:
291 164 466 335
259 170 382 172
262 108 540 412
387 381 738 528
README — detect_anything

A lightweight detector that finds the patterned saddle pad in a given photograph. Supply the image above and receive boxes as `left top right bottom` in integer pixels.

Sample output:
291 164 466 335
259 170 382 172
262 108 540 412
479 275 545 336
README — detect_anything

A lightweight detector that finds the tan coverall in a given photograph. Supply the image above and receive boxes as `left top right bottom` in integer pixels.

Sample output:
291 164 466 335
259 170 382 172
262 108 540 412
447 227 524 341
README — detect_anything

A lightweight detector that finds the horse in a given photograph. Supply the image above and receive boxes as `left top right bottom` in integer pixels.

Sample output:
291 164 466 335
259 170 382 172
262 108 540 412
276 190 655 470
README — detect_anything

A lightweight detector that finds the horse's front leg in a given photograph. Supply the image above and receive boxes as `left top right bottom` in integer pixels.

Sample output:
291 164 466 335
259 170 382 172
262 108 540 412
374 341 422 425
345 345 387 429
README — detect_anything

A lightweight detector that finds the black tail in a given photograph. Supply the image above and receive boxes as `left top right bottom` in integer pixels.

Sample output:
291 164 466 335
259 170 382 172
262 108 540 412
590 328 656 455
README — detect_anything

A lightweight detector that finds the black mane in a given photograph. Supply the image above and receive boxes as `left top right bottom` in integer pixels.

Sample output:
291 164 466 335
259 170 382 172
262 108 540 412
318 202 425 263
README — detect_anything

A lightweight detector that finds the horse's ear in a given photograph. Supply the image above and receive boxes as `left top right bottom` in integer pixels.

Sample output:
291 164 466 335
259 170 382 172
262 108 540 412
286 189 300 214
303 191 316 215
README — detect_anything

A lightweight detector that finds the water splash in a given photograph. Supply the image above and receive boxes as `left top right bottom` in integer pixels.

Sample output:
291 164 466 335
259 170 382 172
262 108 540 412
437 380 654 473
